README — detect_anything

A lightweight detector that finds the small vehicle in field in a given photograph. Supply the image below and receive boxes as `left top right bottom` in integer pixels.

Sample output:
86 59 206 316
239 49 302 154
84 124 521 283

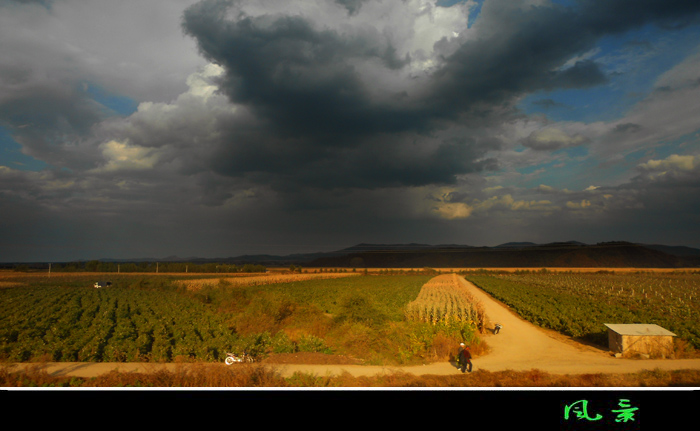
224 352 254 365
94 281 112 288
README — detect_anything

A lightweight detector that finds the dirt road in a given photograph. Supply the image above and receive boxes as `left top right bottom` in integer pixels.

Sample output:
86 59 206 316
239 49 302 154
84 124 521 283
8 276 700 380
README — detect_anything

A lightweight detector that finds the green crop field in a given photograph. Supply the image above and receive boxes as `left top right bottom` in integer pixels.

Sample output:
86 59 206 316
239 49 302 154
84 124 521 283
4 269 697 367
1 272 479 365
0 281 233 362
463 271 700 350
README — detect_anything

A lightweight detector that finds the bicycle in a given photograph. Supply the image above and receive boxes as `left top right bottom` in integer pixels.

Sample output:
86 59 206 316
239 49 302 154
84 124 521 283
224 352 254 365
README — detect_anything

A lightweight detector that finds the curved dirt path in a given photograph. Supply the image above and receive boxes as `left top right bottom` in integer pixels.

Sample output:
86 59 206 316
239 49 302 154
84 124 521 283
8 276 700 380
453 276 700 375
270 276 700 378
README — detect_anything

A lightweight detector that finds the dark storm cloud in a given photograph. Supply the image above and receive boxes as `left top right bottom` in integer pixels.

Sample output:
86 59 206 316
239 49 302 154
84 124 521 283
430 7 588 109
591 154 700 242
429 0 700 114
3 0 52 6
577 0 700 33
182 0 418 141
173 2 514 189
335 0 368 16
178 0 700 194
3 0 700 262
180 0 486 190
611 122 642 134
547 59 608 89
0 85 106 170
207 128 501 192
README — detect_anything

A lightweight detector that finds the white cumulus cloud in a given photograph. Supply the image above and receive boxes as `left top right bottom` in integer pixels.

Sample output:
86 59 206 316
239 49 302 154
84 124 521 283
93 139 161 172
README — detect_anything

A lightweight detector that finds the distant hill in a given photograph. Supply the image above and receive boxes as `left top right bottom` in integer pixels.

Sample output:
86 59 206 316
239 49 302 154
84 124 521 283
495 242 538 248
5 241 699 269
305 241 700 268
642 244 700 257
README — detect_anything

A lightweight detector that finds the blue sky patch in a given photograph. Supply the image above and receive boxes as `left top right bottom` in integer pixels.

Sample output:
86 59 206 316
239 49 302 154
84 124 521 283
519 24 700 124
0 126 47 171
82 83 139 117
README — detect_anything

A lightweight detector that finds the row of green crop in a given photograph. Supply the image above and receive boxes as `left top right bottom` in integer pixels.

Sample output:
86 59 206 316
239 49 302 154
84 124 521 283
463 273 700 348
0 285 239 362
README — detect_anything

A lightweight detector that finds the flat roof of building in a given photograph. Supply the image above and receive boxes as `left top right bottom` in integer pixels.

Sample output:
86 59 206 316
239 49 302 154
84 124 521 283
604 323 676 337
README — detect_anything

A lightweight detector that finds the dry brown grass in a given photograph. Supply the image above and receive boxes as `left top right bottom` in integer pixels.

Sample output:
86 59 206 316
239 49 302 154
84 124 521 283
175 272 361 291
3 361 699 387
0 362 289 387
329 368 700 387
261 352 363 365
0 271 151 279
0 270 276 281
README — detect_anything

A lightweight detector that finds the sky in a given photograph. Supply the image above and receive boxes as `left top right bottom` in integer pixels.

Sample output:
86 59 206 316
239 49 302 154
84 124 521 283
1 0 700 262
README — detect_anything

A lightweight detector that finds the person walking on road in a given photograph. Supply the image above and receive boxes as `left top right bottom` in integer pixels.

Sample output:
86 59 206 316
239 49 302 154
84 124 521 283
457 343 472 373
494 323 502 334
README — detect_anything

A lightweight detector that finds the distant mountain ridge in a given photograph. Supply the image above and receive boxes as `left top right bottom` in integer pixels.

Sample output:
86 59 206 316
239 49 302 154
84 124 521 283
92 241 700 268
6 241 699 268
304 241 700 268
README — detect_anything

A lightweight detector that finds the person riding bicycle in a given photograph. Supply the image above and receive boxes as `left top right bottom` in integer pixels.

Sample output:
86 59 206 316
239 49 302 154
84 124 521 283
457 343 472 373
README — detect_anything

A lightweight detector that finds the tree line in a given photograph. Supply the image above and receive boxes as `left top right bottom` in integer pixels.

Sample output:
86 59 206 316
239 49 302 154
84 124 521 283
11 261 267 273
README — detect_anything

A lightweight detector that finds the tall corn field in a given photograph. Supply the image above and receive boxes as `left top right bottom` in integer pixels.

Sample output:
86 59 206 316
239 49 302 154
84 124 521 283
405 274 485 328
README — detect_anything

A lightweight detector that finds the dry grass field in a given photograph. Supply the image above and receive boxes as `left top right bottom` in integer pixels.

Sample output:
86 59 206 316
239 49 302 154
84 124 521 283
174 272 361 291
